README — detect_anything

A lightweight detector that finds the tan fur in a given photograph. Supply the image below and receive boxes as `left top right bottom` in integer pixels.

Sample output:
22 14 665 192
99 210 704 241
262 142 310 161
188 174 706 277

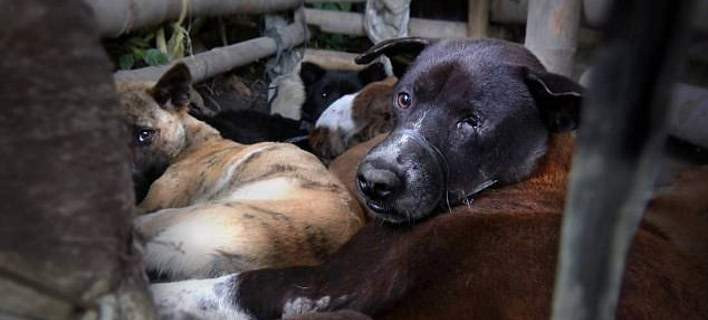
117 73 364 280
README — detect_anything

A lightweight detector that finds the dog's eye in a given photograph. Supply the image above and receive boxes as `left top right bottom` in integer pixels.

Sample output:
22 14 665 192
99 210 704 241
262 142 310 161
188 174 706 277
136 129 156 146
320 90 328 98
397 92 412 109
457 115 481 131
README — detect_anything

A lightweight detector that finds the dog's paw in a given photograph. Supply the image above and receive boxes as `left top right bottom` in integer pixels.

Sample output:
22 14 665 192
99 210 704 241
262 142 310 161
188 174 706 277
150 274 251 320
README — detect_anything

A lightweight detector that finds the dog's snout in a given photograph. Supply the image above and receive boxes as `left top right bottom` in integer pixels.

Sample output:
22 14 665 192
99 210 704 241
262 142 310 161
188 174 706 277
357 167 401 202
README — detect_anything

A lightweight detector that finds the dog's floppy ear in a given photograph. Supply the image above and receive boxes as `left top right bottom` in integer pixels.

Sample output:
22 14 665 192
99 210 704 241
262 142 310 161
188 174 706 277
300 62 326 86
355 37 432 78
358 62 387 84
523 69 584 132
152 63 192 110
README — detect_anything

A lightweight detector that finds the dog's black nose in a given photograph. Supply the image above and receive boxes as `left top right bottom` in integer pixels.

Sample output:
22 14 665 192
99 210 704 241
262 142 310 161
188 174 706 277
357 168 401 201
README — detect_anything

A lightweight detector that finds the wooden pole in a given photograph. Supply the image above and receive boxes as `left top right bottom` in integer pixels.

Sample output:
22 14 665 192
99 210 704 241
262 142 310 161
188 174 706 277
89 0 304 37
114 21 308 83
551 0 695 319
304 49 363 70
524 0 582 76
304 8 469 38
467 0 490 38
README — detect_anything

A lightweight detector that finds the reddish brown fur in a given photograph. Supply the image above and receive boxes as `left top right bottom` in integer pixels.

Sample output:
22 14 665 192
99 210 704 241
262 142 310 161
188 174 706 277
644 165 708 267
349 77 397 142
237 133 708 319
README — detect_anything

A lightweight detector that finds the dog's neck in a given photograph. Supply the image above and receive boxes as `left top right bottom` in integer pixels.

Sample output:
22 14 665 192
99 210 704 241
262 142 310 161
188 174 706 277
175 113 229 158
460 133 575 215
522 132 575 193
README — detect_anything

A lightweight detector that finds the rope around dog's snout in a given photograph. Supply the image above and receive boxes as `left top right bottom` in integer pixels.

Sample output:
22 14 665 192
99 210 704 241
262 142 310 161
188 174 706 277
401 130 453 212
401 131 498 212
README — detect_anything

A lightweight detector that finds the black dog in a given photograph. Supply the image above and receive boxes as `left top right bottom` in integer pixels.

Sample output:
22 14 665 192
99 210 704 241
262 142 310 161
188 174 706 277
300 61 387 125
192 62 387 150
194 109 309 146
355 37 582 223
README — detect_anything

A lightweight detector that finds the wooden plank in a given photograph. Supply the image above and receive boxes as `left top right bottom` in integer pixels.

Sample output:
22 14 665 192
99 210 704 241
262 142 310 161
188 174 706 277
524 0 582 76
467 0 490 38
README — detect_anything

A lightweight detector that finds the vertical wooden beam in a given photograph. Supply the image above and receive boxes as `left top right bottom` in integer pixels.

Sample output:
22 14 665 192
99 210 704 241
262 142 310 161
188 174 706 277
0 0 154 318
524 0 581 76
467 0 490 38
551 0 695 319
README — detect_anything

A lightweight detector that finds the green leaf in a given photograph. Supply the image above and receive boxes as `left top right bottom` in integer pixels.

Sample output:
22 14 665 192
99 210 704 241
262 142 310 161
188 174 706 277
118 54 135 70
143 49 169 66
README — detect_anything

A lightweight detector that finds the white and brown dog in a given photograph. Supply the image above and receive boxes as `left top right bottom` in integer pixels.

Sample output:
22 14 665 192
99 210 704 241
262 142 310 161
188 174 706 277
308 77 397 160
117 63 365 281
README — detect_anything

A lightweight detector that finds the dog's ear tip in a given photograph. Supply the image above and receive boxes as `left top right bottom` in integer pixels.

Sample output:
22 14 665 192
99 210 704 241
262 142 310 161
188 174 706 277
523 69 584 133
354 54 374 65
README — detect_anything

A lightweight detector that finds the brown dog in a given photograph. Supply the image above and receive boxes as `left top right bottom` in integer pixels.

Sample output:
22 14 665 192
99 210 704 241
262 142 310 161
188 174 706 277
117 63 364 281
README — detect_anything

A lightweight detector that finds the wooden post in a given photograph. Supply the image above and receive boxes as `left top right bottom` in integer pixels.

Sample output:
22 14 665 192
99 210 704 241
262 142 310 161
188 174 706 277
0 0 153 318
524 0 582 76
467 0 490 38
551 0 695 319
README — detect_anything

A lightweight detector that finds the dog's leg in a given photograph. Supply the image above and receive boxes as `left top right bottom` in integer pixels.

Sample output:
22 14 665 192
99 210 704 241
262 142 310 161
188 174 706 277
149 223 411 319
135 204 273 280
150 274 252 320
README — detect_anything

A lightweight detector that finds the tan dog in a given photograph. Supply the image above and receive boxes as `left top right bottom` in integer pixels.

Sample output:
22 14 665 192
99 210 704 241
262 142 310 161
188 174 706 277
117 63 364 281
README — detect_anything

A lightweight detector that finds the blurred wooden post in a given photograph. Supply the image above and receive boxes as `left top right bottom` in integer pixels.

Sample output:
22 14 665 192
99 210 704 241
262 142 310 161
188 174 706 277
467 0 490 38
551 0 695 319
0 0 154 318
524 0 581 76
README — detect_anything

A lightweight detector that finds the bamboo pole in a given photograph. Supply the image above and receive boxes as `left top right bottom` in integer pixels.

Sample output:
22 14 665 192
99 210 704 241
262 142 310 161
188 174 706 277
304 49 363 70
467 0 490 38
90 0 304 37
551 0 695 319
114 21 307 83
304 8 469 38
524 0 581 76
305 0 364 2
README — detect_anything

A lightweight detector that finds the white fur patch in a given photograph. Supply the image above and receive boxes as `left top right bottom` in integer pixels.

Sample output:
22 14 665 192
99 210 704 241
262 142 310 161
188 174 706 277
138 207 240 279
209 144 279 197
282 296 332 317
315 93 358 132
150 274 252 320
227 176 297 201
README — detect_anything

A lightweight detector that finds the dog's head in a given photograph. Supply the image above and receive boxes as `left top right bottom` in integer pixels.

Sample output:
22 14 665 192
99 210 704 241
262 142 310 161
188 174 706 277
300 62 387 124
355 38 583 224
116 63 193 202
309 77 397 160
